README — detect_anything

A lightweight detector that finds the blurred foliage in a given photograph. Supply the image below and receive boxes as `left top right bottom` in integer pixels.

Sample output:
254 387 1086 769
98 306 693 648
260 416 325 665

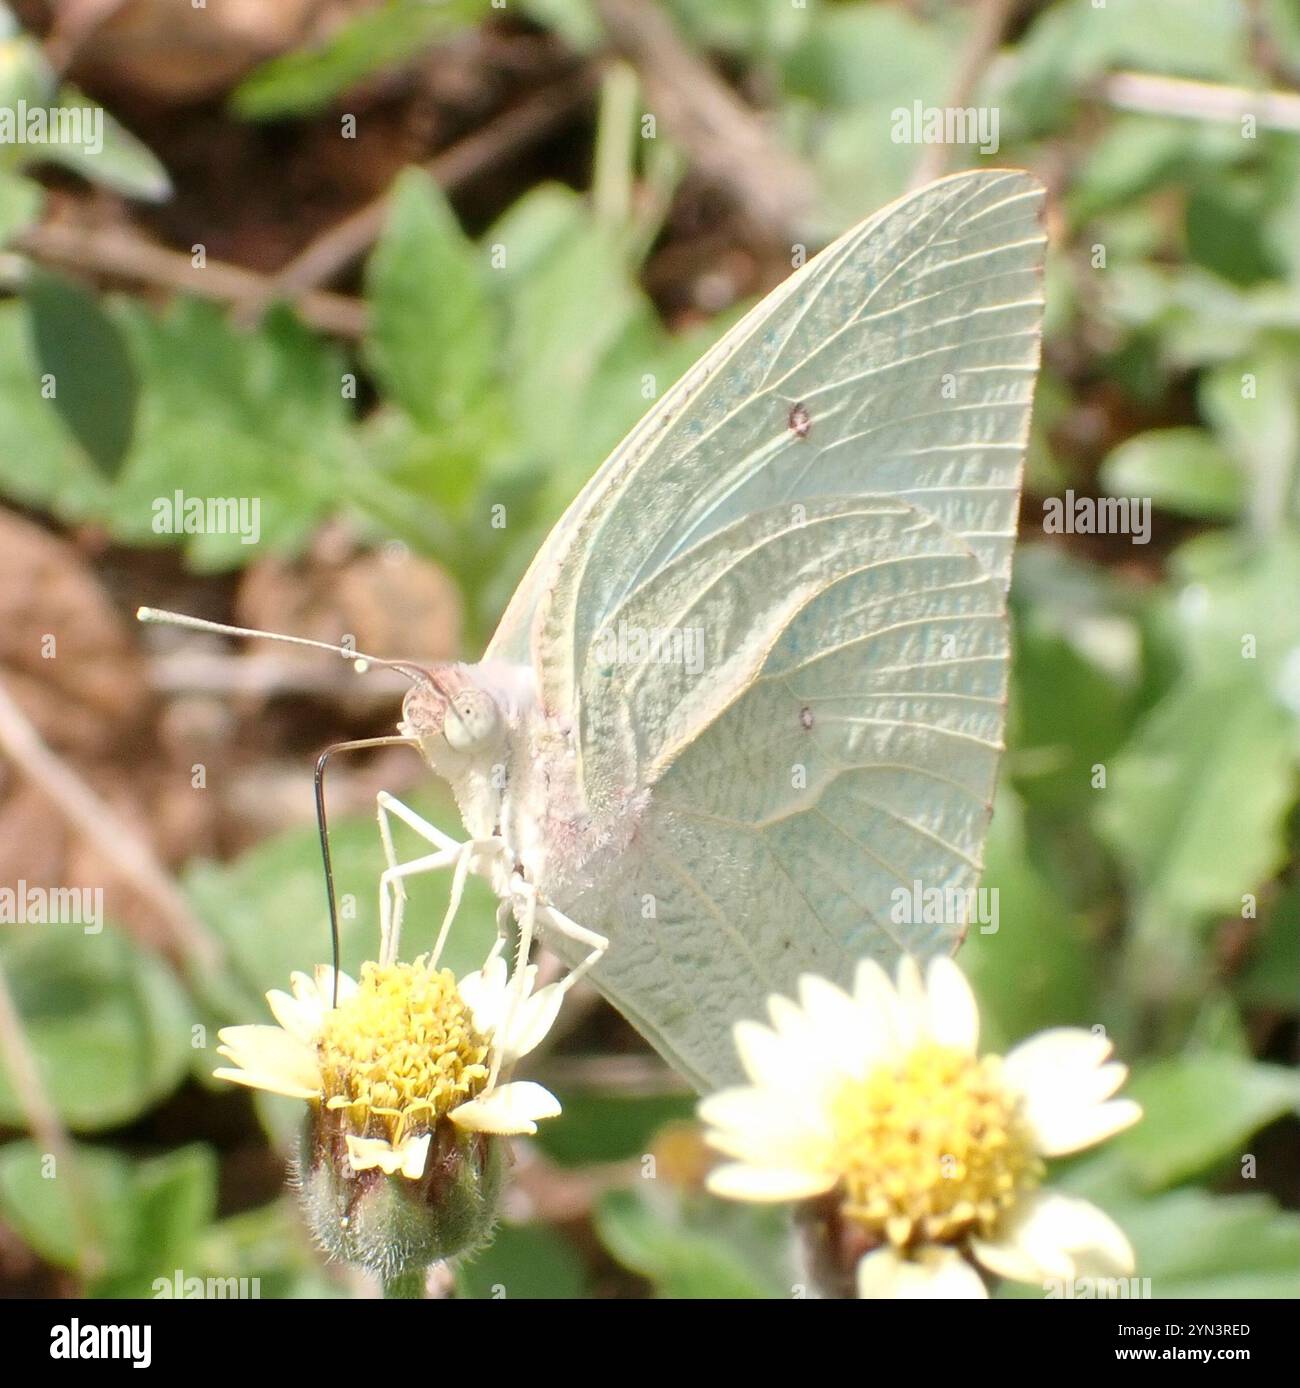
0 0 1297 1299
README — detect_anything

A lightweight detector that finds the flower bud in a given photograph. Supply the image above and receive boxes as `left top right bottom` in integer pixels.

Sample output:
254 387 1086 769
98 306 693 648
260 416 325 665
297 1112 504 1278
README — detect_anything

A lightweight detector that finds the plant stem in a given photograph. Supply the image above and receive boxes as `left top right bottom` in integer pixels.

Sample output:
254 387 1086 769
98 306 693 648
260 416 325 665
382 1267 427 1299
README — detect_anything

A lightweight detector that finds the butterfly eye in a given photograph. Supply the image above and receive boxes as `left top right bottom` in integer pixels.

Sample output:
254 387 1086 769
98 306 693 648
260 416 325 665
444 690 501 752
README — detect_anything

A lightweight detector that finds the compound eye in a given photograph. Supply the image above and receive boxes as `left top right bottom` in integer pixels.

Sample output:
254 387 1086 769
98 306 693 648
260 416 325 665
444 691 499 752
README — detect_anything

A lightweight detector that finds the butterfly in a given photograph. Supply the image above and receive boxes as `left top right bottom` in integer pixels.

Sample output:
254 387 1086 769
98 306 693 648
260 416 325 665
144 169 1046 1093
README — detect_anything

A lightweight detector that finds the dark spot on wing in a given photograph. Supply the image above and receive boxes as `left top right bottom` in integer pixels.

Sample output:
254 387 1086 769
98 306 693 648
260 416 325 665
788 402 811 439
800 706 814 729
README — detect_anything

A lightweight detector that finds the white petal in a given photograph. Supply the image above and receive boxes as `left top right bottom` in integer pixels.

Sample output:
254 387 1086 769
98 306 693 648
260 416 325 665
310 965 356 1007
797 974 892 1078
1002 1028 1113 1095
853 959 903 1058
706 1162 837 1203
450 1080 561 1135
698 1086 833 1166
266 988 325 1044
925 956 980 1053
843 960 904 1054
765 993 819 1050
346 1133 431 1180
732 1018 801 1090
892 955 927 1048
972 1190 1136 1286
289 970 325 1005
856 1246 987 1299
1001 1028 1140 1155
215 1024 321 1098
457 955 509 1035
1029 1098 1143 1157
212 1066 320 1101
500 981 564 1062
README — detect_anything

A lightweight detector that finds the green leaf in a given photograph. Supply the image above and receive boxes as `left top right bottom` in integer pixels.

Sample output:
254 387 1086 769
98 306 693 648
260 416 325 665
34 86 171 202
364 169 499 436
503 218 646 471
0 1140 216 1295
1162 535 1300 688
1117 1054 1300 1189
1009 545 1141 813
108 299 351 568
1067 116 1198 224
533 1092 696 1167
1098 677 1295 963
0 300 109 518
960 789 1099 1050
1187 180 1283 287
0 928 193 1132
1200 354 1299 537
25 271 138 478
456 1223 588 1299
782 6 954 218
1237 877 1300 1010
0 167 40 241
0 1142 134 1273
1100 427 1243 520
483 183 590 289
232 0 478 120
1119 1191 1300 1298
595 1186 792 1298
195 1199 344 1299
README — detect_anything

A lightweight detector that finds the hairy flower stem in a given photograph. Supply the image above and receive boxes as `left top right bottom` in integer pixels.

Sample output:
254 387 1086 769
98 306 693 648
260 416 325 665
382 1267 428 1299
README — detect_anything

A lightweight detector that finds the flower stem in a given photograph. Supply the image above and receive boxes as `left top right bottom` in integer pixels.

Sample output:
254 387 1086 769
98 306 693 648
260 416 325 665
382 1267 427 1299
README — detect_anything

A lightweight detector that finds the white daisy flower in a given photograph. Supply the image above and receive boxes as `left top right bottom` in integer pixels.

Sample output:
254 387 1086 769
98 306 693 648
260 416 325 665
699 955 1141 1299
214 950 562 1180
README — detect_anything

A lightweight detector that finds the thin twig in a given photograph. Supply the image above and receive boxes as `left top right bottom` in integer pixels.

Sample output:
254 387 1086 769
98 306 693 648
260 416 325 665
1102 70 1300 131
234 71 598 319
909 0 1017 190
0 675 222 974
11 221 367 336
0 958 104 1280
595 0 814 242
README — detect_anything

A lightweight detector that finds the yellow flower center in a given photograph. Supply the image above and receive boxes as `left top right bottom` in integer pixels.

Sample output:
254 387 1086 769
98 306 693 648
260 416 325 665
829 1042 1042 1249
317 957 489 1146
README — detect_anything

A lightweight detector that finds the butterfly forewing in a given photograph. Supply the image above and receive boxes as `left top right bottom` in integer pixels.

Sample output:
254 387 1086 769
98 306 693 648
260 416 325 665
491 170 1046 1089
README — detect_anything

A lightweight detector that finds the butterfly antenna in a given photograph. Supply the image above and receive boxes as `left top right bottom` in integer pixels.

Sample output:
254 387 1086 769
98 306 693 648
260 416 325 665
137 608 440 1003
136 606 426 681
315 736 419 1004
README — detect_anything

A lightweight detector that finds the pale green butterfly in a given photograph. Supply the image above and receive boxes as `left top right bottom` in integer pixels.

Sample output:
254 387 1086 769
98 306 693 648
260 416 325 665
145 169 1046 1092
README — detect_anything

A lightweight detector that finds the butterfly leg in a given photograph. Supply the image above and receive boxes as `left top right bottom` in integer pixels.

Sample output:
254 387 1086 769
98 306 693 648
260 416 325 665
374 791 500 967
487 876 542 1091
534 901 609 1001
487 882 610 1090
429 835 507 970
